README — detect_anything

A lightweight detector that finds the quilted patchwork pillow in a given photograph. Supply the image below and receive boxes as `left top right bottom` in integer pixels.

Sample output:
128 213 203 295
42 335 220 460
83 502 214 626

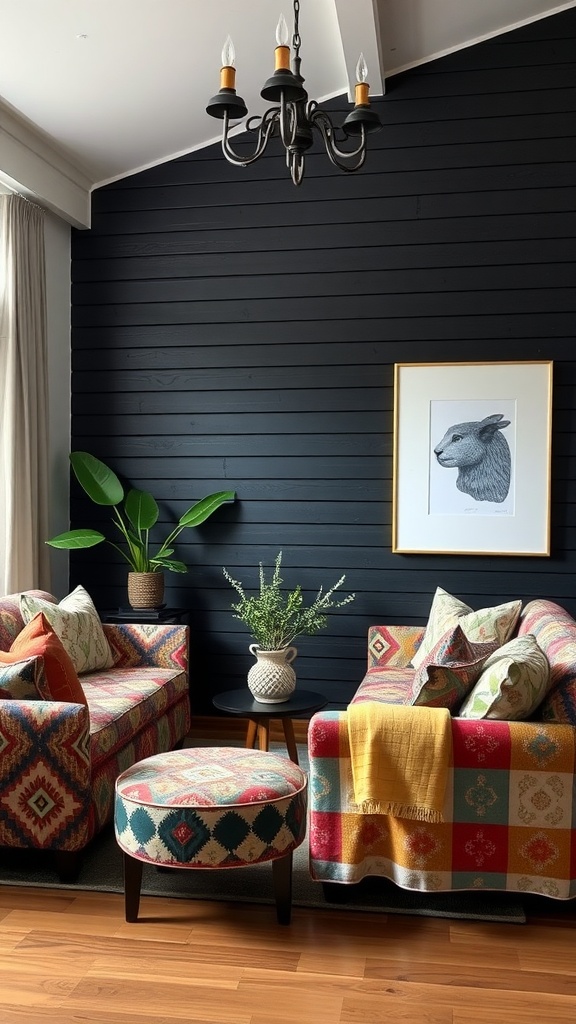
0 658 40 700
411 624 500 712
0 612 87 705
411 586 521 671
20 584 113 675
458 634 550 721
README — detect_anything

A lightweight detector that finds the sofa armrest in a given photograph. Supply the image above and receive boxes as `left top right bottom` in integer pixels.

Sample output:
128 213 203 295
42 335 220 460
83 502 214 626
0 698 92 851
368 625 424 669
103 622 189 672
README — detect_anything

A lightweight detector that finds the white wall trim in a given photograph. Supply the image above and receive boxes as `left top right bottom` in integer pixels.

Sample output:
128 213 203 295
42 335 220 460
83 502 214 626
0 102 92 228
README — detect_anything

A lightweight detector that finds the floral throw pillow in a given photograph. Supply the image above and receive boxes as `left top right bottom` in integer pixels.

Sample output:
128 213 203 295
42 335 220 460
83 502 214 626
458 634 550 720
20 585 113 675
411 624 500 712
411 587 521 671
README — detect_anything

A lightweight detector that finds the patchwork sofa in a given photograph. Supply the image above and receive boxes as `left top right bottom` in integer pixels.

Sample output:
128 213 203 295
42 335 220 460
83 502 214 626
309 597 576 900
0 589 191 876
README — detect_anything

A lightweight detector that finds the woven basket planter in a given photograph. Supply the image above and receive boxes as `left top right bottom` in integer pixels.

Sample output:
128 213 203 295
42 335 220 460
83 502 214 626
127 572 165 609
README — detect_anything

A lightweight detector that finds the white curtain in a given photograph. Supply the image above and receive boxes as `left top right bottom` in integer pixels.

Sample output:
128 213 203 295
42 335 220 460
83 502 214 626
0 194 51 594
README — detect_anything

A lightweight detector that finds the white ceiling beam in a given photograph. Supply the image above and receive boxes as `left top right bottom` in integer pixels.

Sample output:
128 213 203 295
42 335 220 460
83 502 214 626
334 0 385 101
0 102 91 228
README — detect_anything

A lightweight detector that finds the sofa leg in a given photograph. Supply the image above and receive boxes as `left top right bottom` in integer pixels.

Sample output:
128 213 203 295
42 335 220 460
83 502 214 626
53 850 83 883
321 881 351 904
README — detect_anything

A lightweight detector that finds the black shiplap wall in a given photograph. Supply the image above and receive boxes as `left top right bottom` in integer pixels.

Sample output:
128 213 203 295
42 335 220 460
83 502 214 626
71 10 576 713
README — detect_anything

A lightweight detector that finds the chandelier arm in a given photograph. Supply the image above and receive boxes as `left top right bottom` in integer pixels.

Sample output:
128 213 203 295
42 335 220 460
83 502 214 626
279 93 298 150
288 150 305 186
309 107 367 164
221 110 279 167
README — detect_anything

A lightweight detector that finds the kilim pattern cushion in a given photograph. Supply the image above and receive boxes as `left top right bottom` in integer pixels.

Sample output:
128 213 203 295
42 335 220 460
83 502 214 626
83 666 189 769
519 600 576 724
350 668 413 706
103 622 189 671
20 586 114 675
115 748 307 868
308 709 576 898
367 625 424 669
411 624 499 712
411 587 521 671
459 634 551 721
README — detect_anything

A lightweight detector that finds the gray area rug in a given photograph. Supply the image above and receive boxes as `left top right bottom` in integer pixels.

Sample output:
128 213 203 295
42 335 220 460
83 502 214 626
0 830 526 922
0 742 526 923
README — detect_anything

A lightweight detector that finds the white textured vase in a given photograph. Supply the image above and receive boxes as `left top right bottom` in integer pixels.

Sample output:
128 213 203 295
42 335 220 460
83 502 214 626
247 644 297 704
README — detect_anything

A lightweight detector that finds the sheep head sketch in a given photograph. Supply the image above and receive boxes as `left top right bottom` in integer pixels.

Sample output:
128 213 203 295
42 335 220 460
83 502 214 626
433 414 511 503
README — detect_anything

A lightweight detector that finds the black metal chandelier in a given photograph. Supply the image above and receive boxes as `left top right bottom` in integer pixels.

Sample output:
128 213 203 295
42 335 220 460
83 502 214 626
206 0 382 186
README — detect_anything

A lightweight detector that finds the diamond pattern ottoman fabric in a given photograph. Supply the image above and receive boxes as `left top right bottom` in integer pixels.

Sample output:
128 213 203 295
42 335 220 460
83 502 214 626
115 747 308 869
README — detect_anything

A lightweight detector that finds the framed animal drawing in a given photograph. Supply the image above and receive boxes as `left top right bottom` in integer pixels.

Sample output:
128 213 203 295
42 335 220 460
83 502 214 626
392 361 553 556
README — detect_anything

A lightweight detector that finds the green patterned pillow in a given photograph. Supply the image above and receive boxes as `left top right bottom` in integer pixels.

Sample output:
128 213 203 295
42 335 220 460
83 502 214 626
411 587 521 671
20 585 113 675
458 634 550 720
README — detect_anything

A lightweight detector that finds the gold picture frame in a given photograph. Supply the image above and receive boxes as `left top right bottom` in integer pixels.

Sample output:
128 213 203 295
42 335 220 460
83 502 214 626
392 360 553 556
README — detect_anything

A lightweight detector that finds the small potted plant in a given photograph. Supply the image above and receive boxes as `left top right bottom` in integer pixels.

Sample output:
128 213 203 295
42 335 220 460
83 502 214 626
48 451 235 608
222 551 355 703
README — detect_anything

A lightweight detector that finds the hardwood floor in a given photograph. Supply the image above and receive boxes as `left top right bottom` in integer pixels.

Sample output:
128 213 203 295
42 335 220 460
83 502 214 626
0 884 575 1023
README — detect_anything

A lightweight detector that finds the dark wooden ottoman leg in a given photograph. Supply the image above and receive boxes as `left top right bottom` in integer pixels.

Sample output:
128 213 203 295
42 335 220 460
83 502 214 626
123 852 143 922
272 851 293 925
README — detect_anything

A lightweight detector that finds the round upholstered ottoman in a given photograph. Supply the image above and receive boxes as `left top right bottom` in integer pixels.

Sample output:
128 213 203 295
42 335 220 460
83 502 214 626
114 746 308 924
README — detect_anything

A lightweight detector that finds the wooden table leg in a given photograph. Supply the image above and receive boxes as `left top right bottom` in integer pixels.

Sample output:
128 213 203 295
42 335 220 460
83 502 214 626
245 719 257 749
282 719 299 764
123 852 143 922
257 719 270 751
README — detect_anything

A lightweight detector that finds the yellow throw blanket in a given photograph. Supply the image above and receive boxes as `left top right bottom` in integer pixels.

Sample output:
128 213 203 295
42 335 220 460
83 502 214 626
347 702 452 822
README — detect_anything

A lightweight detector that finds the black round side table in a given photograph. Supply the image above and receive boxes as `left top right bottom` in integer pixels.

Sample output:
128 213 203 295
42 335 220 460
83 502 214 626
212 688 327 765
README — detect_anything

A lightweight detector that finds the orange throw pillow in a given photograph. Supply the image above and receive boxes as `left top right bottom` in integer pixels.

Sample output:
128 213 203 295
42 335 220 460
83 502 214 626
0 612 87 705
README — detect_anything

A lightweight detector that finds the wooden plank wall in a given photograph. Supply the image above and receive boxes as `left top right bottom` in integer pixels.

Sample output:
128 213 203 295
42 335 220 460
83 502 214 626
70 10 576 713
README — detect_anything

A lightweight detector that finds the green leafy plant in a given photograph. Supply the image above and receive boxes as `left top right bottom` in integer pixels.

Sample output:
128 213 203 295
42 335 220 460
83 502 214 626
223 550 355 650
47 451 235 574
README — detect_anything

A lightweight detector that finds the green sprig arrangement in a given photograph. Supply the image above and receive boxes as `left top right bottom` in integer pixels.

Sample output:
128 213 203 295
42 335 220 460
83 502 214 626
222 550 355 650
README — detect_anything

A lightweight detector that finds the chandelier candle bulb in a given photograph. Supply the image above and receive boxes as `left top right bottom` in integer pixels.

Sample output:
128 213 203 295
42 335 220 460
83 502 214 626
220 35 236 89
275 13 291 70
355 52 370 105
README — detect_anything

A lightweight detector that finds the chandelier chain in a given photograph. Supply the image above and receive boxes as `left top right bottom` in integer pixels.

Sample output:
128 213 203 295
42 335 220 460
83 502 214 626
293 0 301 56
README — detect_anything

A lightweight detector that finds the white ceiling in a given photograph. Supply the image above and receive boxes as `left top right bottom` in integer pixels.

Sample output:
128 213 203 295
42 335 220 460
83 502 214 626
0 0 573 224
